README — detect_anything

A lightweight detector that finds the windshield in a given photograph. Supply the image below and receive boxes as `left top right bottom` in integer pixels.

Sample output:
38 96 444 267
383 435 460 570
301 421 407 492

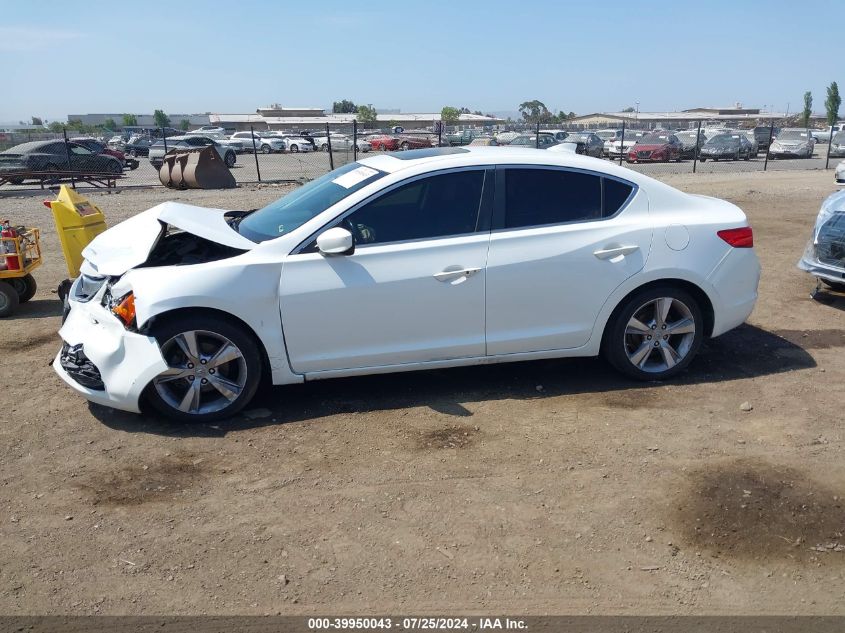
237 162 386 242
565 134 589 142
833 132 845 144
639 134 670 144
707 135 740 146
778 130 809 141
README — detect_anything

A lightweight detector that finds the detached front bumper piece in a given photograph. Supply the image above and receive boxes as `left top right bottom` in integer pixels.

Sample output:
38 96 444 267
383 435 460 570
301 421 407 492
53 296 168 413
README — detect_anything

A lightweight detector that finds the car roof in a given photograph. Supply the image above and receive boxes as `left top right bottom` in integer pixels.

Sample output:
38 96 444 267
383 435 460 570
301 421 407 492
356 146 664 185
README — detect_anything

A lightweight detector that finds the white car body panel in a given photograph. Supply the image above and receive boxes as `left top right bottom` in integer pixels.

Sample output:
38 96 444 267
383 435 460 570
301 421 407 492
54 147 760 414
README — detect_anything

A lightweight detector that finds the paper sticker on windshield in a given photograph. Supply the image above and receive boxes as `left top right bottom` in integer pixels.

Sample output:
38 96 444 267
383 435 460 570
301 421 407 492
332 166 379 189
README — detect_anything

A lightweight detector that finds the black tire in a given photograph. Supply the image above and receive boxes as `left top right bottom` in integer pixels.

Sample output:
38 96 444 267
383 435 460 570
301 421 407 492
400 141 410 151
0 280 20 318
107 160 122 174
290 144 299 153
601 285 704 381
260 144 271 154
144 313 263 423
9 274 36 303
321 144 328 152
699 158 706 162
9 177 24 185
225 151 236 168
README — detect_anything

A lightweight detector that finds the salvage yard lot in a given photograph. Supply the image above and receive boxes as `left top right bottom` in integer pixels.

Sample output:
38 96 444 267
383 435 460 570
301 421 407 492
1 170 845 614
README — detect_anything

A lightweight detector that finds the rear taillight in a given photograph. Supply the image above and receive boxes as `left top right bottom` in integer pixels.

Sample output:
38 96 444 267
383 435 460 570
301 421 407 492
717 226 754 248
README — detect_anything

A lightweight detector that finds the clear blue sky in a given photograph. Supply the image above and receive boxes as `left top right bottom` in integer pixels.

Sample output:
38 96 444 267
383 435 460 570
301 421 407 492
1 0 841 123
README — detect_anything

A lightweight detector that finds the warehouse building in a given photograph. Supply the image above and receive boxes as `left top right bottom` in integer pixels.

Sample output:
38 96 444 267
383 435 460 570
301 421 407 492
566 105 826 130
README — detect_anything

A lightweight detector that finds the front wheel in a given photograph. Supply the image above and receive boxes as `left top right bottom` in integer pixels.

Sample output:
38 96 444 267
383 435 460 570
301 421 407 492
145 315 263 423
225 151 236 167
400 141 410 151
602 286 703 381
290 144 299 153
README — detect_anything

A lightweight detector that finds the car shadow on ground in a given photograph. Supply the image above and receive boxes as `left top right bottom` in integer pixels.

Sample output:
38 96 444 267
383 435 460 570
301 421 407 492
812 287 845 311
92 323 819 438
7 298 64 320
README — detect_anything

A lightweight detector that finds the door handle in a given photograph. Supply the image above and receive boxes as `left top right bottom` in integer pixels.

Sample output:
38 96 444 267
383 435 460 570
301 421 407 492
593 245 639 260
433 267 481 281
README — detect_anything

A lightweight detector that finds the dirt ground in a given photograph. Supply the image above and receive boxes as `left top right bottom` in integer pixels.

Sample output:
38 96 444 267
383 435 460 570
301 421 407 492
1 170 845 615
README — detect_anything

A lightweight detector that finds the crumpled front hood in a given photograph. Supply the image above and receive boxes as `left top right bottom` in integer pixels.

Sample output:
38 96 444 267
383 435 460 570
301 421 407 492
81 201 256 276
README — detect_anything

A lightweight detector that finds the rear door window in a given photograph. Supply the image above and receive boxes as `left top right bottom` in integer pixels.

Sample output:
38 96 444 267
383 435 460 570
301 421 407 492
503 168 634 229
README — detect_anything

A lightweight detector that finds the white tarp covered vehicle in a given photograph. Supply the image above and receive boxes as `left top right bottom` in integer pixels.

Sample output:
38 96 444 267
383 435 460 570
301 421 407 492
798 188 845 291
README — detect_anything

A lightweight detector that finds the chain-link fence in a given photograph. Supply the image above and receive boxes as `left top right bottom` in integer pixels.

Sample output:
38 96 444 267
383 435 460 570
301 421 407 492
0 118 841 193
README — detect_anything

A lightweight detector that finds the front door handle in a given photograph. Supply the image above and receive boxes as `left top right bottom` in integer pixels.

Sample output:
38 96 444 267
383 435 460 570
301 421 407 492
593 245 639 260
433 267 481 281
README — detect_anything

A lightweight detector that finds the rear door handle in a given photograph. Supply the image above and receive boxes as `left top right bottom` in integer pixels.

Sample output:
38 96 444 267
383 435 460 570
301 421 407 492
593 245 639 260
433 267 481 281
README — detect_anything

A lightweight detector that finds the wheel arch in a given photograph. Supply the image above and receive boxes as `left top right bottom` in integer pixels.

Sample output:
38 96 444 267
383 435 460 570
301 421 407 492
141 306 273 386
599 277 715 351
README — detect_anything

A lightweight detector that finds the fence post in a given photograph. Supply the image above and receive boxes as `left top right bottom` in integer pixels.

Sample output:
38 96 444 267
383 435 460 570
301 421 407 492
618 121 626 166
62 127 75 189
250 125 261 182
825 126 833 170
326 123 334 170
763 119 774 171
693 120 701 173
353 120 358 162
535 121 540 149
437 121 442 147
162 128 167 153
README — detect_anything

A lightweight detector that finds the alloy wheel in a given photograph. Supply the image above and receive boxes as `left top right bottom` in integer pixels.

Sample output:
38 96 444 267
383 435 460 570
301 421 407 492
153 330 248 415
623 297 696 373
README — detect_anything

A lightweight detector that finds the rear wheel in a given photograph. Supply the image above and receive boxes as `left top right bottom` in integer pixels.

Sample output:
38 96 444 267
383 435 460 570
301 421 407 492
224 151 236 167
290 144 299 153
145 314 263 423
0 281 20 318
321 144 328 152
400 141 410 151
260 144 271 154
602 286 703 381
108 160 122 174
9 274 36 303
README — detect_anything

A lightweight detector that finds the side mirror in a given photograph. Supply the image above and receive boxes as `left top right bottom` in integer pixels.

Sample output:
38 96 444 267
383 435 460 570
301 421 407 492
316 227 354 256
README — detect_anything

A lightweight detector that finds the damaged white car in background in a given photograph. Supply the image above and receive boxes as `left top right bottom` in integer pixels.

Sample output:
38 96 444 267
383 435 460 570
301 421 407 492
54 147 760 423
799 188 845 291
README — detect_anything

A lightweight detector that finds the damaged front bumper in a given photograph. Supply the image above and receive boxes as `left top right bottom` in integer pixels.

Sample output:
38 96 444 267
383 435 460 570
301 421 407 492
798 203 845 286
798 244 845 285
53 288 168 413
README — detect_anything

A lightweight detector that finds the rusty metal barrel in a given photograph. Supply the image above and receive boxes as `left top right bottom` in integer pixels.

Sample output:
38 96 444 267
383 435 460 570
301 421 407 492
159 146 235 189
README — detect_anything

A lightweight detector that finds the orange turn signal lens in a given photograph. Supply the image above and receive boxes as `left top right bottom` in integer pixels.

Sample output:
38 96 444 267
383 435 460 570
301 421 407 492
111 292 136 327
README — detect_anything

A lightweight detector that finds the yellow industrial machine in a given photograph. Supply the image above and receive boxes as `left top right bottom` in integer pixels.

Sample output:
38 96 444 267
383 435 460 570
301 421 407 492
0 224 42 317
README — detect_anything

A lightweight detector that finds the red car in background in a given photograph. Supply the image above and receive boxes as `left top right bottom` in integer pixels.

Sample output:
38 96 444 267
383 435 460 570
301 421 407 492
368 133 433 151
626 132 682 163
71 138 139 170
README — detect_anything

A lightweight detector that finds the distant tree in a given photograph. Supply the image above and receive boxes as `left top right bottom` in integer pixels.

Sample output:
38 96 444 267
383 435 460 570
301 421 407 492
355 104 378 124
459 107 471 114
153 109 171 128
103 118 118 130
622 106 635 113
31 116 43 126
333 100 357 113
179 119 190 131
48 121 64 132
518 100 553 124
440 106 461 126
801 91 813 128
122 113 138 126
825 82 841 127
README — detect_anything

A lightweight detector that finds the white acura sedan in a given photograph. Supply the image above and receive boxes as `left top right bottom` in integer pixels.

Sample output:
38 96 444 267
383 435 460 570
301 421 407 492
54 147 760 422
